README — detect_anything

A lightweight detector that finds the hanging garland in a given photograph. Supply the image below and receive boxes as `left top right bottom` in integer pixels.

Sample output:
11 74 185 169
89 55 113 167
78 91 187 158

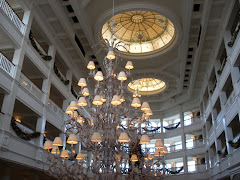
142 126 161 132
53 63 69 85
11 118 41 141
229 139 240 149
217 148 228 158
166 166 183 174
217 57 227 75
164 122 180 130
29 31 52 61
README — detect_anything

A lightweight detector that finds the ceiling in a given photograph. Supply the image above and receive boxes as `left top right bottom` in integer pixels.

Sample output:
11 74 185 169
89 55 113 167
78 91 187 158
0 0 232 119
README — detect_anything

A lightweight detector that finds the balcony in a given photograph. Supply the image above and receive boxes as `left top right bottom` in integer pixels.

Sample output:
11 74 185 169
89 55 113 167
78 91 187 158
47 99 64 120
19 73 43 101
0 52 15 77
0 0 25 34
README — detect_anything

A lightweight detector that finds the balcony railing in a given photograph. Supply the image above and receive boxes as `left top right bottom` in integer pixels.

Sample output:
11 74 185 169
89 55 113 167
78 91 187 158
186 140 204 150
48 99 64 119
0 0 25 34
0 52 15 77
19 73 43 101
188 164 206 173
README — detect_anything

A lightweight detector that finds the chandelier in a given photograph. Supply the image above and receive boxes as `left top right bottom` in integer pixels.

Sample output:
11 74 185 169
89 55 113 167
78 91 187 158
42 1 170 180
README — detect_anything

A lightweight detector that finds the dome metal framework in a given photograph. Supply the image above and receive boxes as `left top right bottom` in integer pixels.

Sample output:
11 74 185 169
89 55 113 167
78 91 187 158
128 78 166 95
102 10 175 53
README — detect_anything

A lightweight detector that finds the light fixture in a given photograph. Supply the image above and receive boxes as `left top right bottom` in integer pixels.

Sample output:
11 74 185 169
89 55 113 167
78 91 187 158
131 97 141 108
94 71 104 81
82 87 89 96
44 1 168 179
111 95 121 105
78 78 87 87
77 97 87 107
87 61 95 70
92 95 103 105
69 101 78 110
125 61 134 70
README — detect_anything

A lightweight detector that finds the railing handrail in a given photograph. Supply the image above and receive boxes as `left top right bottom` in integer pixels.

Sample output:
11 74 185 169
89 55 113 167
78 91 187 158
19 73 43 100
0 0 25 34
48 99 64 118
0 52 15 77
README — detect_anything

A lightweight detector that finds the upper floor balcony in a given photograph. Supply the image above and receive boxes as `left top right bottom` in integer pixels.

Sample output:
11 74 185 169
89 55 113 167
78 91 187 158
0 0 25 34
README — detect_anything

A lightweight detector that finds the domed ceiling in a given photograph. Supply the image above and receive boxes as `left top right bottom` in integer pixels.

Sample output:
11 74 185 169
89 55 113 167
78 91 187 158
102 10 175 53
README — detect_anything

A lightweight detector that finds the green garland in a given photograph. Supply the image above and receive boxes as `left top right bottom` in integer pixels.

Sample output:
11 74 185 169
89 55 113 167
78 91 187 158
217 148 228 158
11 118 41 141
217 57 227 75
53 63 69 85
229 139 240 149
29 31 52 61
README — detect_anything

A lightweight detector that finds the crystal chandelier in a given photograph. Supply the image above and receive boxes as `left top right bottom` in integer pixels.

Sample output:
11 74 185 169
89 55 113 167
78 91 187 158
43 1 170 179
43 48 170 179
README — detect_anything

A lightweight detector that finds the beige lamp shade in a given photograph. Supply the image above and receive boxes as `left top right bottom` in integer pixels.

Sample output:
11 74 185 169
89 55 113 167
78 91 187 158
144 109 153 116
82 88 89 96
131 154 138 162
120 96 125 102
87 61 95 70
133 90 141 97
67 134 78 145
53 137 63 146
92 95 103 106
77 97 87 107
131 97 141 108
78 78 87 87
91 132 102 143
161 146 168 154
69 101 78 110
51 146 60 155
65 106 73 114
144 153 153 161
117 71 127 81
111 95 121 106
43 141 53 150
155 140 164 149
77 116 85 123
60 150 69 158
139 135 150 144
125 61 134 70
76 153 84 160
101 96 106 102
94 71 104 81
118 132 129 143
115 155 121 162
133 80 142 89
154 149 162 157
106 48 115 60
141 102 150 111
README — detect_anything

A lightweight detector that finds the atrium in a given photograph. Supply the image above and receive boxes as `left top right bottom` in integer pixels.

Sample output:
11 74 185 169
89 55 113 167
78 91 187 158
0 0 240 179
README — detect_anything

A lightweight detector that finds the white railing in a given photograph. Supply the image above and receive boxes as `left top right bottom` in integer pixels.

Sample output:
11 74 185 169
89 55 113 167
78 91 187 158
224 91 235 113
0 52 15 77
188 164 206 173
19 73 43 100
216 111 223 125
48 99 64 119
0 0 25 34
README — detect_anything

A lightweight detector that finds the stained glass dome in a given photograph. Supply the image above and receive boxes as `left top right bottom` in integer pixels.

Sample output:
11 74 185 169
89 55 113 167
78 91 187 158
128 78 166 95
102 11 175 53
